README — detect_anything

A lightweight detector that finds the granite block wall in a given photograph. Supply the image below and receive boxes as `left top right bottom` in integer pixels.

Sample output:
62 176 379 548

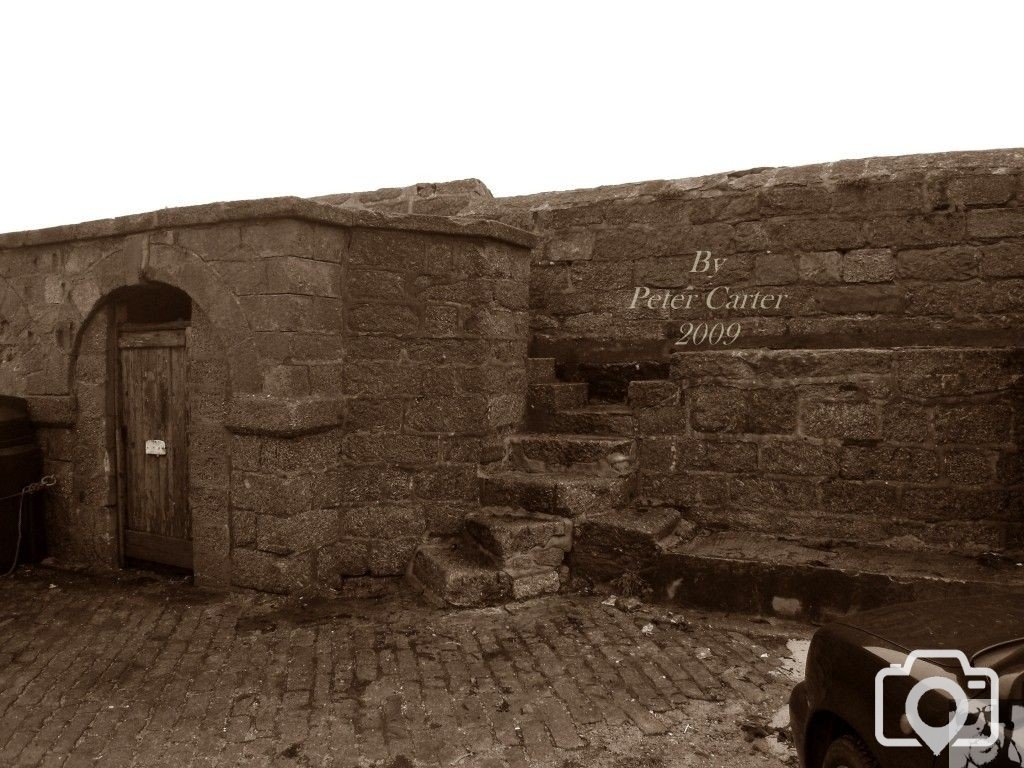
464 150 1024 361
0 200 533 592
630 348 1023 552
4 150 1024 592
232 227 530 591
458 149 1024 554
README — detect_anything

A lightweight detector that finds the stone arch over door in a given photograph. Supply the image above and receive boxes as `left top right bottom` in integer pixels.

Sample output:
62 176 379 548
66 279 232 587
67 238 261 397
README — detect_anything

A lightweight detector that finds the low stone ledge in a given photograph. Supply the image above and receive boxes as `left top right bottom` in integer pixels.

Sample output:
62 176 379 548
25 395 77 427
225 394 343 437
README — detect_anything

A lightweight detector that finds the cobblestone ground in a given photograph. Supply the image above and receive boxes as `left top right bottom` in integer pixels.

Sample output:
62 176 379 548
0 567 811 768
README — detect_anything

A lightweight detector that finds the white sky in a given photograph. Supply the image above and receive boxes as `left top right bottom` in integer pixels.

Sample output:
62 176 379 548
2 2 1022 233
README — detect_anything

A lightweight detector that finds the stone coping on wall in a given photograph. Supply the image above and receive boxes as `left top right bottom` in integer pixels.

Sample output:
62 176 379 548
481 148 1024 212
0 196 537 250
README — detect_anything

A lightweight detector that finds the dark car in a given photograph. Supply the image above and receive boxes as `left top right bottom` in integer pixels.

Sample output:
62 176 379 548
790 596 1024 768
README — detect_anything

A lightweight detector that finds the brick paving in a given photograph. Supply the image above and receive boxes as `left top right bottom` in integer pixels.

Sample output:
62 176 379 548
0 568 810 767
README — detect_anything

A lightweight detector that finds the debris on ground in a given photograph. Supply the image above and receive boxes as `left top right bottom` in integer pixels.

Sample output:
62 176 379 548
741 709 796 764
777 639 810 681
618 596 643 612
649 613 691 630
601 594 693 631
739 718 772 740
608 569 650 598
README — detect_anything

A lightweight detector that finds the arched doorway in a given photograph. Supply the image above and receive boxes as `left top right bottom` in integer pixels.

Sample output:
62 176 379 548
109 283 194 571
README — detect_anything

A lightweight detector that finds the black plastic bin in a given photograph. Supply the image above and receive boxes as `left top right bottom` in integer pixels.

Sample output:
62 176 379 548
0 396 45 570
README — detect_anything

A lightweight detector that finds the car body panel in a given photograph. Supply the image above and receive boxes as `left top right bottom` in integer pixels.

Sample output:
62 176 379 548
833 596 1024 668
792 595 1024 768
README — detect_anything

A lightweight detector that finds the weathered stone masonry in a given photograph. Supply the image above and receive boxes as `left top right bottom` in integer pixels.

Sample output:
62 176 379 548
0 199 533 592
3 150 1024 607
457 151 1024 559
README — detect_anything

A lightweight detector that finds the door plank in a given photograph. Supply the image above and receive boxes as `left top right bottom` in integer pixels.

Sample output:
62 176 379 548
168 343 190 540
124 530 193 570
118 327 191 568
118 330 186 349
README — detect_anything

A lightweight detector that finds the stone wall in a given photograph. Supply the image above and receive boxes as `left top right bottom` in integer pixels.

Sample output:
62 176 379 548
0 199 533 592
304 151 1024 557
466 150 1024 361
465 149 1024 555
234 227 530 591
629 348 1023 552
5 151 1024 591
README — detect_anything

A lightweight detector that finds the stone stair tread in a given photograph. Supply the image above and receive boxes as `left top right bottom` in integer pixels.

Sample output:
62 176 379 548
507 434 635 471
528 383 587 393
668 530 1024 584
571 507 683 580
479 469 633 517
562 404 632 414
581 507 682 541
471 505 572 529
410 542 512 608
642 530 1024 620
510 434 633 445
410 540 565 608
527 382 589 410
526 357 557 384
414 540 495 572
526 405 636 436
507 436 634 454
467 507 573 560
480 468 630 483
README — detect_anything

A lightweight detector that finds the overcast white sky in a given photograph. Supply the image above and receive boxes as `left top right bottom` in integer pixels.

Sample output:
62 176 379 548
2 2 1022 233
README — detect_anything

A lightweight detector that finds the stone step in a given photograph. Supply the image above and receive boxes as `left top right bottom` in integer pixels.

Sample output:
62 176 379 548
408 541 562 608
465 507 572 574
571 507 684 579
627 379 681 408
479 470 633 517
409 542 512 607
526 382 588 411
578 528 1024 621
526 357 557 384
527 404 634 436
507 434 635 473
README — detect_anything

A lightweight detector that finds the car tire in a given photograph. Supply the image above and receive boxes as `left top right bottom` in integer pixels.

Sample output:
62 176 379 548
822 735 879 768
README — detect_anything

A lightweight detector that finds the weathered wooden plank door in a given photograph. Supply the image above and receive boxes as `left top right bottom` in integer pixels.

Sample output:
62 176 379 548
117 325 192 569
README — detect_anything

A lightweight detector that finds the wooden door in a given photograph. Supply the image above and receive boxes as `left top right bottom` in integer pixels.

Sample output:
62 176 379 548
117 325 191 569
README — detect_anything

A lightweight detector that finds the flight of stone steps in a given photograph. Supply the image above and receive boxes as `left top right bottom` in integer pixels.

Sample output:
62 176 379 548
408 357 683 607
409 361 1024 618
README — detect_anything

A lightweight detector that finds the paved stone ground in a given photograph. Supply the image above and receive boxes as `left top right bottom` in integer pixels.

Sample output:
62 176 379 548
0 567 811 768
